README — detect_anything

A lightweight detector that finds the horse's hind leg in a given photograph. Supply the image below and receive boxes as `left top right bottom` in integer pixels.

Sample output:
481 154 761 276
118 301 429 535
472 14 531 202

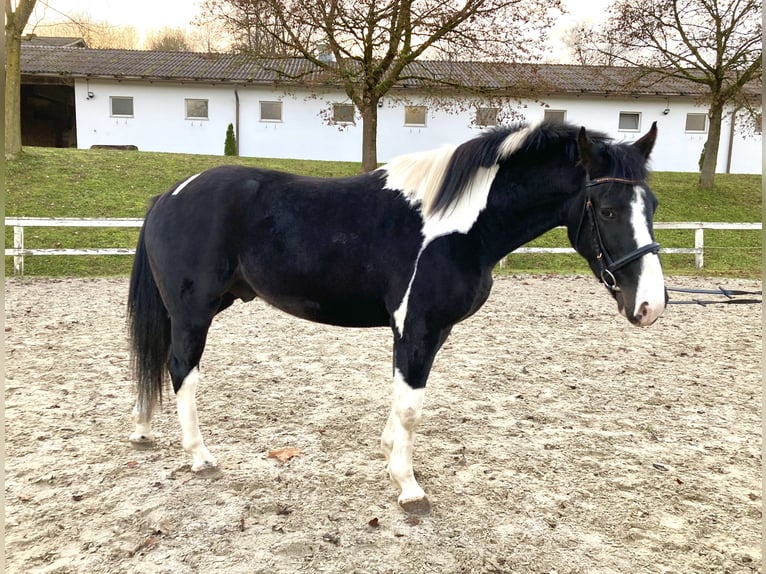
129 402 155 449
169 316 221 478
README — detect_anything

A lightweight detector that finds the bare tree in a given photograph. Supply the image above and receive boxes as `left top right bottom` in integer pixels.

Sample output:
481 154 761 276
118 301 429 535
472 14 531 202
190 12 231 53
204 0 562 171
562 23 620 66
6 0 38 157
198 0 298 55
26 11 139 49
595 0 761 189
88 23 139 49
146 27 192 52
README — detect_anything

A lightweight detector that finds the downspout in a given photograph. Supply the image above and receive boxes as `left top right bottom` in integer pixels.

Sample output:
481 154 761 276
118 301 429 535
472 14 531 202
726 106 739 174
234 88 240 156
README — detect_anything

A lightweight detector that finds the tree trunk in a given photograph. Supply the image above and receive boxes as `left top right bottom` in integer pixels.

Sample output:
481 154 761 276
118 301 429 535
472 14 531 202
6 0 39 158
360 99 379 172
699 99 725 190
5 29 23 158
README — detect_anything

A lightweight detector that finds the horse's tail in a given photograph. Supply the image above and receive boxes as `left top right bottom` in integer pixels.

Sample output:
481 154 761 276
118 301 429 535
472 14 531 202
127 196 170 419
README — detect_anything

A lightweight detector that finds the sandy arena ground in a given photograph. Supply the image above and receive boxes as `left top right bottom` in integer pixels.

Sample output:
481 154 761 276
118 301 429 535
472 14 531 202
4 275 762 573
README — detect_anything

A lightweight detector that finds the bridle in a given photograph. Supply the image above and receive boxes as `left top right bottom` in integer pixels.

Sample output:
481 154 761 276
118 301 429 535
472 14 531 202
573 176 661 292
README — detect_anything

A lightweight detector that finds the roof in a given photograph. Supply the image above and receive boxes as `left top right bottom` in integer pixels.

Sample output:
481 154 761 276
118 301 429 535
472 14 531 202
20 44 756 99
22 35 87 48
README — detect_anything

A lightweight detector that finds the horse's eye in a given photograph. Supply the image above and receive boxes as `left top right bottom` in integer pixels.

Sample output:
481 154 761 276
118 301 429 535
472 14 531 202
600 208 616 220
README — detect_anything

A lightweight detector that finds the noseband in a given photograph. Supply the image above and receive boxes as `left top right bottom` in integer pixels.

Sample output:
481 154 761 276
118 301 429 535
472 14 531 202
574 177 661 292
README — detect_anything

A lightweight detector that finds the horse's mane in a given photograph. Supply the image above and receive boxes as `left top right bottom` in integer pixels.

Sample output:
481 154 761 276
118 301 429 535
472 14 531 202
382 121 648 219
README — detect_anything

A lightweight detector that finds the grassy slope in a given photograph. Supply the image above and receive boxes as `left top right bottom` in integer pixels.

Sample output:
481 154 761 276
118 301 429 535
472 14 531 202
5 147 762 277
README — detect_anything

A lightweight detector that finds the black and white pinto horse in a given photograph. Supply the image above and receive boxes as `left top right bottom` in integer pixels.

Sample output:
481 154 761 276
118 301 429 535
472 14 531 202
127 121 666 515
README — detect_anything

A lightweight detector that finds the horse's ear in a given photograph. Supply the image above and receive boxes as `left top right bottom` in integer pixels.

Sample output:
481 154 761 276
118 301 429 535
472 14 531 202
577 126 593 171
633 121 657 159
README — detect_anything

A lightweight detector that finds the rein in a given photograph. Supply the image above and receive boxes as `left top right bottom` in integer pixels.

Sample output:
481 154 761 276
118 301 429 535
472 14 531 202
574 177 661 292
667 286 762 306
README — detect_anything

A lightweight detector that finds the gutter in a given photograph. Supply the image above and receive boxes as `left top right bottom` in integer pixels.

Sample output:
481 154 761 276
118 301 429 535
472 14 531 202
234 88 240 156
726 106 739 174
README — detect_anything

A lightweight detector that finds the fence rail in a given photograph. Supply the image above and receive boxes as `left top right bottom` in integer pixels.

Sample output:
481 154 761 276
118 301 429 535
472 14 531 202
4 217 762 275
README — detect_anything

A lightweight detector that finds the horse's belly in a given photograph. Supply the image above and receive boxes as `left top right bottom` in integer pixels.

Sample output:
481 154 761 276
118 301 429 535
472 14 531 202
259 293 390 328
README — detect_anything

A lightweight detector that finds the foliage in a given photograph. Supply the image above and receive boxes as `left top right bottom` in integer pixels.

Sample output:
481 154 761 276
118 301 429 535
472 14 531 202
4 147 760 278
224 123 238 156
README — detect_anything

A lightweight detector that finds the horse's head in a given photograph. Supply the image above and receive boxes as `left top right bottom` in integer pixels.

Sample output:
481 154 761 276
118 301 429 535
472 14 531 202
567 123 667 327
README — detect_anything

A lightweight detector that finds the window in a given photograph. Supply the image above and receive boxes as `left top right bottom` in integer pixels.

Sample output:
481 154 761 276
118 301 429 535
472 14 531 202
404 105 427 126
332 103 355 124
684 113 707 133
544 109 567 123
260 101 282 122
476 107 499 127
185 99 209 120
618 112 641 131
110 96 134 117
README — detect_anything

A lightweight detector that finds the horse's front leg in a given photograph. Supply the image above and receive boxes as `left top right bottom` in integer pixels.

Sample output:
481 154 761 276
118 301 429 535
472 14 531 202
382 369 429 515
382 329 450 516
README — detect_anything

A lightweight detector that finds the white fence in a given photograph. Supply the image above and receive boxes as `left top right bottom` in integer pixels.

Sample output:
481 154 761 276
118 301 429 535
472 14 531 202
4 217 762 276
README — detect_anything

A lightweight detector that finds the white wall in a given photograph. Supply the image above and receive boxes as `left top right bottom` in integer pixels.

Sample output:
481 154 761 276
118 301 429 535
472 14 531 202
726 110 763 175
235 89 362 161
74 79 761 174
75 80 237 155
502 95 761 175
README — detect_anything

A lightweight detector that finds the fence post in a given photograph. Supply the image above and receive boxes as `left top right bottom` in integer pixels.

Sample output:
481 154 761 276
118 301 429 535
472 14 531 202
694 226 704 269
13 225 24 276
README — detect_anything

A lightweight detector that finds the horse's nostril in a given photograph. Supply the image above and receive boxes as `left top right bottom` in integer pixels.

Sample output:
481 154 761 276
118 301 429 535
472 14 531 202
637 301 649 318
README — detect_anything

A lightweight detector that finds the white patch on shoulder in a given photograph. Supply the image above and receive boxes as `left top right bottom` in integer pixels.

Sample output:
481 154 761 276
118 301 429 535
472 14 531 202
171 173 201 196
387 127 531 334
393 244 427 336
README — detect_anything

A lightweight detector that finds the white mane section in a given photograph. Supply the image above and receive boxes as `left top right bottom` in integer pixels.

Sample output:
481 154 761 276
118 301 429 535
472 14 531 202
497 128 531 160
379 145 457 216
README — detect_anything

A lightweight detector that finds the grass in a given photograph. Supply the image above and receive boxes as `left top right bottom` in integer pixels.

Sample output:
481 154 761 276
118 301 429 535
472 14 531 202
5 147 762 277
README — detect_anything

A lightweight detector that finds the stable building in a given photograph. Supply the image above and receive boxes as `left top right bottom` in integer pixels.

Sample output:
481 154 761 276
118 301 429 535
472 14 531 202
19 38 762 174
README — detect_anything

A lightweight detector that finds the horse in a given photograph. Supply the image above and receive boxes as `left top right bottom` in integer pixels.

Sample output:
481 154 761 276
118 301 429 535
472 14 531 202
127 121 666 516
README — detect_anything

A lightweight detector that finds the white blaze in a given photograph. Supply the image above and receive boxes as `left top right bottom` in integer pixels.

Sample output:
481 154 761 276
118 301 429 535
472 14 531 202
630 185 666 325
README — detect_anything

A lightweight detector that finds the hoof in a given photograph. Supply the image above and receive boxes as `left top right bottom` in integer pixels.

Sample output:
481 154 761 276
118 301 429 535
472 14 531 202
191 462 222 480
129 436 155 450
399 496 431 517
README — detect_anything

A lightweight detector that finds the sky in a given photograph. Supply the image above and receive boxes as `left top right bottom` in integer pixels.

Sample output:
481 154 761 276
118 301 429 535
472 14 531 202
25 0 614 63
26 0 205 39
